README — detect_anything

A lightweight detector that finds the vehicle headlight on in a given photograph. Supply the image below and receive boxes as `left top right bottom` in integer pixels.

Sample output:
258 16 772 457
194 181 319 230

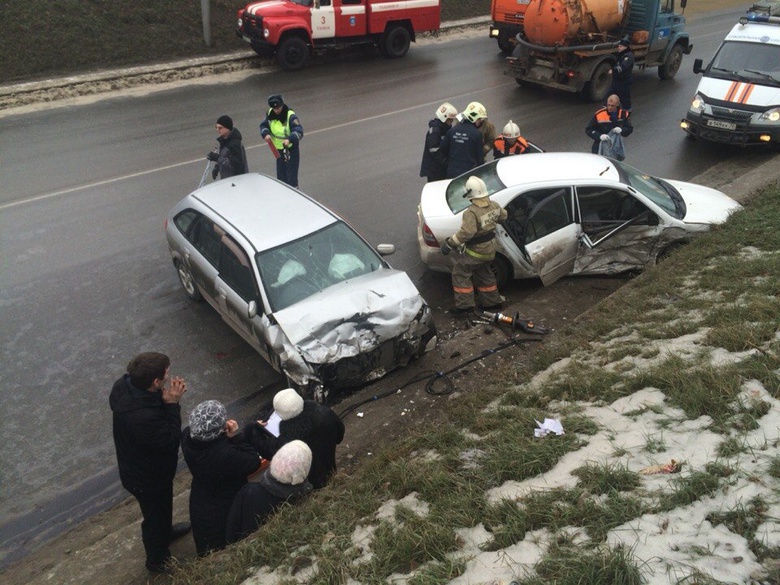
689 94 705 113
759 107 780 123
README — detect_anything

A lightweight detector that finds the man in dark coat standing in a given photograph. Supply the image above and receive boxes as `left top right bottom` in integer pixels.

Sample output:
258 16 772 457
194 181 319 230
247 388 345 489
585 94 633 156
207 115 248 180
608 39 635 112
109 352 190 574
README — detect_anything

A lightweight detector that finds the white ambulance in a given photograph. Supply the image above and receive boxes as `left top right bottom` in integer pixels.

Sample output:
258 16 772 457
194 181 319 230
681 1 780 147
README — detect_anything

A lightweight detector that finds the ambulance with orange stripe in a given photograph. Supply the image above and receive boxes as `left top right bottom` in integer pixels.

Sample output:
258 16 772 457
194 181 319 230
236 0 441 72
681 2 780 147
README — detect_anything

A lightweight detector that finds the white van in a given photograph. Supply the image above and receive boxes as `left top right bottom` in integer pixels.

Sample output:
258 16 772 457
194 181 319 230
681 1 780 147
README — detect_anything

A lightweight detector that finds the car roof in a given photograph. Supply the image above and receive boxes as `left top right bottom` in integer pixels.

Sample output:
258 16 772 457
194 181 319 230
189 173 337 252
495 152 620 185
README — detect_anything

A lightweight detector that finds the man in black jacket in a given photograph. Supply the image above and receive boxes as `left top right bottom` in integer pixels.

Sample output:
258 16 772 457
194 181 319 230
109 352 190 574
207 115 248 180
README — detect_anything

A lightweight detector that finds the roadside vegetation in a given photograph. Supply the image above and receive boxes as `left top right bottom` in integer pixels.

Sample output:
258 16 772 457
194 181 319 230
167 185 780 584
1 0 489 83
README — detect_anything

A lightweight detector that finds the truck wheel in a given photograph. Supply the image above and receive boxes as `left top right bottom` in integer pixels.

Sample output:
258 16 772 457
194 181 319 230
658 44 684 80
276 36 309 71
498 31 513 55
582 61 612 102
380 25 411 59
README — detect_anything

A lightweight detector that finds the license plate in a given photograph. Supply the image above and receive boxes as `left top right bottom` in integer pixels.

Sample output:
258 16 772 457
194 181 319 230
706 119 737 131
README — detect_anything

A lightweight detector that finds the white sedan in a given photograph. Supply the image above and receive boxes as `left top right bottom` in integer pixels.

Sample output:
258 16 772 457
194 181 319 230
418 152 742 286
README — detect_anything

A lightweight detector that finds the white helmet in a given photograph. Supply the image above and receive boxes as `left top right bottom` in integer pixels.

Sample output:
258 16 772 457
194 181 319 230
435 102 458 123
465 176 489 200
462 101 487 123
502 120 521 139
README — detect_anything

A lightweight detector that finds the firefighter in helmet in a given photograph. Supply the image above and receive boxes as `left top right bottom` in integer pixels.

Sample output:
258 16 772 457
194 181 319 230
493 120 530 159
441 101 488 178
420 102 458 182
441 175 508 314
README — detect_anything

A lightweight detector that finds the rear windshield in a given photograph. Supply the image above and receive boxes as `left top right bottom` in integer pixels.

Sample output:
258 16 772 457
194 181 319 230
445 161 507 214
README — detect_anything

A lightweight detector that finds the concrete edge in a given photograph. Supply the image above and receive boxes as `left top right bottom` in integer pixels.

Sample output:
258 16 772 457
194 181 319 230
690 153 780 204
0 16 491 100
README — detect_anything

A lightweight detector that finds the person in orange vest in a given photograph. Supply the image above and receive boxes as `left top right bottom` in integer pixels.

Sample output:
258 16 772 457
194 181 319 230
585 94 633 155
492 120 530 159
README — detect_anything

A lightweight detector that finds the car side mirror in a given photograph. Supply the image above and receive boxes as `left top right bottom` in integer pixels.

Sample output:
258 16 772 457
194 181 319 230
376 244 396 256
247 300 258 318
693 58 704 74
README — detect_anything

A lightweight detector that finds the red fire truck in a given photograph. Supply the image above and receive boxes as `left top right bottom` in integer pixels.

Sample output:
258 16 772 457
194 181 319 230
237 0 441 71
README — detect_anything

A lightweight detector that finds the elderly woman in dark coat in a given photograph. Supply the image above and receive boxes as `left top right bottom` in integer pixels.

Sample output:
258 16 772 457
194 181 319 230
246 388 345 489
182 400 263 556
226 440 313 544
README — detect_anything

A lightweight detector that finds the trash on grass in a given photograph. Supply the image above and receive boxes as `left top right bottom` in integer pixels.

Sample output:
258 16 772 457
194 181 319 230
534 418 564 438
639 459 682 475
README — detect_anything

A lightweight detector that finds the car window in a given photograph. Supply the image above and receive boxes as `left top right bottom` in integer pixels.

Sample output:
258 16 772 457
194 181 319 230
445 160 505 214
577 186 653 242
219 235 257 303
173 209 198 234
256 221 385 312
612 161 683 218
505 187 573 245
185 215 222 267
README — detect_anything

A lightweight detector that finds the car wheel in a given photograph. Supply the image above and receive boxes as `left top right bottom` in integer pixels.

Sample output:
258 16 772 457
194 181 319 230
276 36 309 71
658 44 684 80
490 255 512 288
175 260 202 301
380 25 410 59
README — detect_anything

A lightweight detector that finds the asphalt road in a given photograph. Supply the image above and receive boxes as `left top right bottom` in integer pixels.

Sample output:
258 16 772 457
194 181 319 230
0 4 772 567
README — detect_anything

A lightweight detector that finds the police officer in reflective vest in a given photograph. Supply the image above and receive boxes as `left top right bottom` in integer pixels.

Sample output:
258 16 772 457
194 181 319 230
441 176 508 314
260 94 304 188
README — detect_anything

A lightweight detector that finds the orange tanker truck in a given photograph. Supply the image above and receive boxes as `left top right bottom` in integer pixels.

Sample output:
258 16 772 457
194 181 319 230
506 0 692 101
490 0 531 54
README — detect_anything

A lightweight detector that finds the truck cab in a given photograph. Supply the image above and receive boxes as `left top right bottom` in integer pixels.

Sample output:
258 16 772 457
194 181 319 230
681 1 780 147
237 0 441 71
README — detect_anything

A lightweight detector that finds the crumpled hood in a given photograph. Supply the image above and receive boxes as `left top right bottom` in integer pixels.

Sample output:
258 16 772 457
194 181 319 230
665 179 742 225
271 269 425 365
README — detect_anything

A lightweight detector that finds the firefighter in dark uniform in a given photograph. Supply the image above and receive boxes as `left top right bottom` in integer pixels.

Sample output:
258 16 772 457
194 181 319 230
441 101 488 178
260 94 304 188
420 102 458 182
441 176 508 314
492 120 530 159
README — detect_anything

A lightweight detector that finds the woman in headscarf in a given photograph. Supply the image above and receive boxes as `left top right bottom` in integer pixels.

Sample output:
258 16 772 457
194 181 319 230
182 400 264 556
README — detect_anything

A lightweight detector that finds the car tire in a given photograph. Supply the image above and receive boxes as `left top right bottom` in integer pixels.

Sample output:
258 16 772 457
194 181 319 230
175 260 202 301
655 242 686 264
658 44 684 80
276 36 310 71
491 255 512 288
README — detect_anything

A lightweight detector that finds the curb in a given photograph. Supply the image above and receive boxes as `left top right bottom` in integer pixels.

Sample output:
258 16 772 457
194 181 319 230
0 16 490 107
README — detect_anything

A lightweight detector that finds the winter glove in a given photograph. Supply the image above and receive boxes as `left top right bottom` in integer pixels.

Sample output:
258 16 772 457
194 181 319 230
207 151 219 161
440 239 452 256
211 166 219 180
613 127 622 135
600 134 609 141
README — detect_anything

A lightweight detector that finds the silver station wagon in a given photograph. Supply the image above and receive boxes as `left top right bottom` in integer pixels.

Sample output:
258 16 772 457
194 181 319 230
166 174 437 400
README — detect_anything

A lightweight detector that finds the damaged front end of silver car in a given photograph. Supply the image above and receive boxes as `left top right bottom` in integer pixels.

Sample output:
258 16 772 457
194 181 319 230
262 271 437 401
